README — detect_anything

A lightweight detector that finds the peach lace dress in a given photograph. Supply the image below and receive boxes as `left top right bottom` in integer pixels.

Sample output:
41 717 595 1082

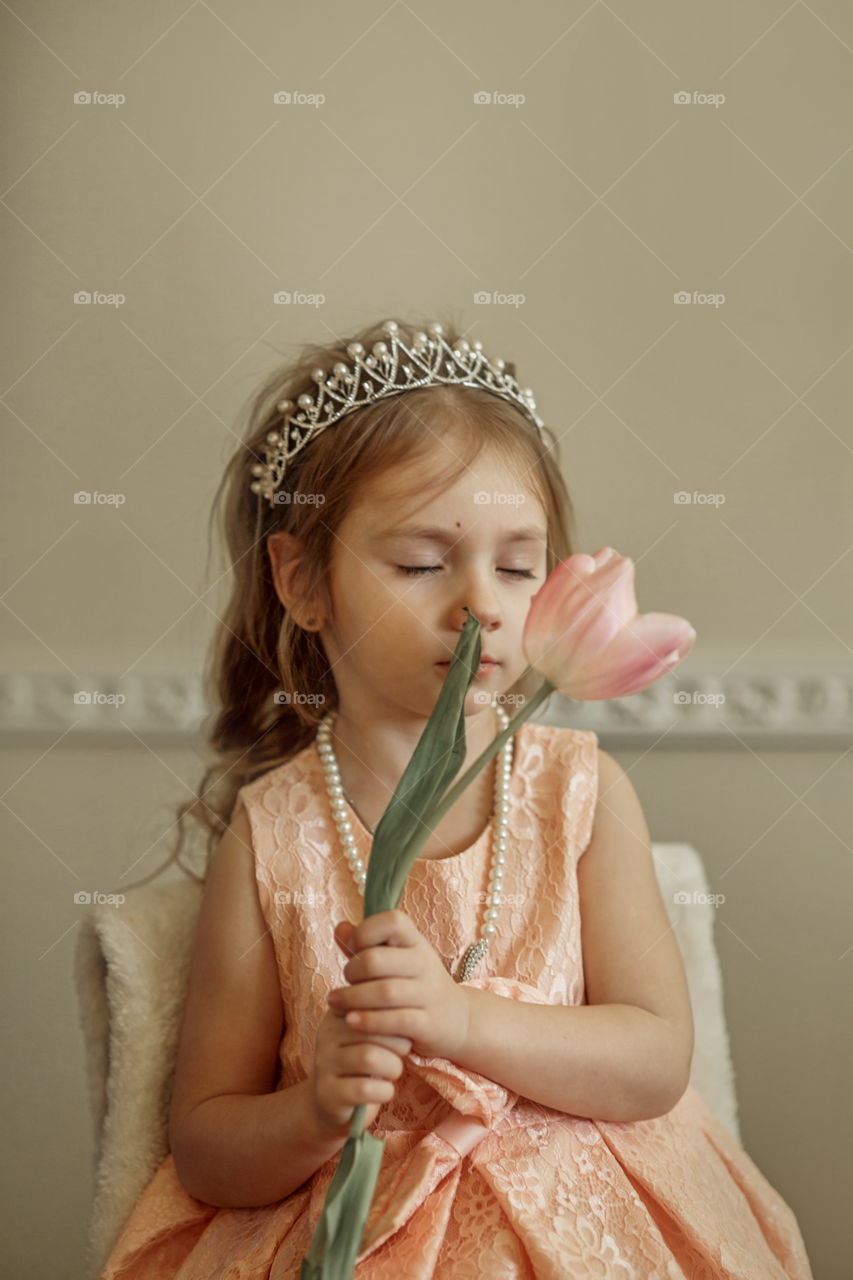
99 722 813 1279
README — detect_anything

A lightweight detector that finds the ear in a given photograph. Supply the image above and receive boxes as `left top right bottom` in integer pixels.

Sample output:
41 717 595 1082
267 532 302 609
267 532 325 629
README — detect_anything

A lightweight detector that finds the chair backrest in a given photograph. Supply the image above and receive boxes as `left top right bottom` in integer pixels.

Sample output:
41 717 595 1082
649 842 740 1143
75 876 203 1279
75 841 739 1277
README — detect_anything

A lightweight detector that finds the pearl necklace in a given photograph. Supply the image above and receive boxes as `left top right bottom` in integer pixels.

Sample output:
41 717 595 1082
315 704 513 983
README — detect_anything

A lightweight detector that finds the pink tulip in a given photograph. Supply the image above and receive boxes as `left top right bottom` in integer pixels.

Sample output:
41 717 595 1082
522 546 696 700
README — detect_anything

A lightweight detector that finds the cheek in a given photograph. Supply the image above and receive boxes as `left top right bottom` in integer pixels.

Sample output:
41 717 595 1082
340 583 422 647
336 570 388 614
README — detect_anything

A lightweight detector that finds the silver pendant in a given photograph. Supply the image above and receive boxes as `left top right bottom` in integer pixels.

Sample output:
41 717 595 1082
456 937 489 983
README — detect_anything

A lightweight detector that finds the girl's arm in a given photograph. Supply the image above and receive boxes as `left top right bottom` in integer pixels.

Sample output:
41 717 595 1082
174 1079 348 1208
454 748 696 1122
169 805 346 1208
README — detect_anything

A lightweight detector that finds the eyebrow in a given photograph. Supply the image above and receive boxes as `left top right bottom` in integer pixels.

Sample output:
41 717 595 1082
369 524 547 546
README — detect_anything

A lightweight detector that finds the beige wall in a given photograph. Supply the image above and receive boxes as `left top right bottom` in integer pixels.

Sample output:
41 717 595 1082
2 3 850 1277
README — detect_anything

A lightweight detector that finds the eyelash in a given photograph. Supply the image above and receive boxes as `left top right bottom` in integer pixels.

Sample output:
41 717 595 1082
398 566 538 579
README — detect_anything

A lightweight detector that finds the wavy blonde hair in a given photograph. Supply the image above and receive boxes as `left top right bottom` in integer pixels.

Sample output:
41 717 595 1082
124 308 577 889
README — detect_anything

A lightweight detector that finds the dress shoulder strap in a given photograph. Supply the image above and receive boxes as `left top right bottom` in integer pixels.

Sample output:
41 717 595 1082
522 721 599 861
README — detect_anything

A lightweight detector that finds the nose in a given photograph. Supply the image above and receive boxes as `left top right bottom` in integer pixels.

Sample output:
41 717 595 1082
451 567 502 634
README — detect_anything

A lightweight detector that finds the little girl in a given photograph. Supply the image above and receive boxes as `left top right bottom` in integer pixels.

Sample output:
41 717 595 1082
98 315 813 1279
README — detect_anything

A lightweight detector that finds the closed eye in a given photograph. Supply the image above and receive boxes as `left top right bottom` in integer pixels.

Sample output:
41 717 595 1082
398 566 538 579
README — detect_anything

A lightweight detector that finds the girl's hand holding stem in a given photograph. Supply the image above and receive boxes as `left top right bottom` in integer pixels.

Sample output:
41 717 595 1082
311 1001 413 1140
329 910 471 1062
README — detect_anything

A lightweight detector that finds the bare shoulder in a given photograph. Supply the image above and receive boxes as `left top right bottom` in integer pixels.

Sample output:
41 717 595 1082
168 799 284 1157
577 748 694 1092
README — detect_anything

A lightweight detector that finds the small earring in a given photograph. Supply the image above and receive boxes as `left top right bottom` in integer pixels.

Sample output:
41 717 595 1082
305 617 316 628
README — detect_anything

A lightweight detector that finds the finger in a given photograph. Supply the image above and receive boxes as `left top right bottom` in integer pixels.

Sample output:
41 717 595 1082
351 908 419 953
334 920 359 957
342 1007 420 1038
343 942 419 985
340 1043 405 1080
340 1027 413 1055
330 976 419 1012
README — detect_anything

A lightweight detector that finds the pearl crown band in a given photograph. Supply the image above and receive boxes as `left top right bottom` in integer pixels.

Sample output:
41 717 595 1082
249 320 545 506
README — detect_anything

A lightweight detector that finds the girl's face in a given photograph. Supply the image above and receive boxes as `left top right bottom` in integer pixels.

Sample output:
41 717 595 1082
321 439 549 725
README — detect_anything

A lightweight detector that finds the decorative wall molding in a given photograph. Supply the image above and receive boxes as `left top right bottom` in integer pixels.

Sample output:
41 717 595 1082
536 665 853 748
1 666 851 748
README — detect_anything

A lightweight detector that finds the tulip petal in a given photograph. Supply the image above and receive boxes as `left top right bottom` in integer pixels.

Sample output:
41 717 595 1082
563 556 637 656
523 546 697 703
523 550 640 686
523 552 631 668
560 614 697 700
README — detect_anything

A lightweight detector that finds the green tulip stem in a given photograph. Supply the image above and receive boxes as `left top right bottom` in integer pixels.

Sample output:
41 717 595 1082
342 678 555 1153
406 677 555 853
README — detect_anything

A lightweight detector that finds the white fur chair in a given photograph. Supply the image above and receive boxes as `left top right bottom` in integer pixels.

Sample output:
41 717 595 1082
74 841 740 1280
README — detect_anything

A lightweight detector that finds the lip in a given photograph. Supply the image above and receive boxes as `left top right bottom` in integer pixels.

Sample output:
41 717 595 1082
436 658 500 667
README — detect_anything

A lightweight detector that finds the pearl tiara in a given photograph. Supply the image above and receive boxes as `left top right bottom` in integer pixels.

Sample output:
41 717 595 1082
248 319 545 506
